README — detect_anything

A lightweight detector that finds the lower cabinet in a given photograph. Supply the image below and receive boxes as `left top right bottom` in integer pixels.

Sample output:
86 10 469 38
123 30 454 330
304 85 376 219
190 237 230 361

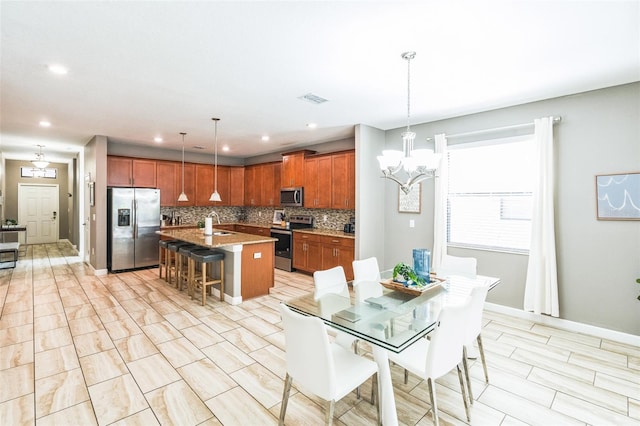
293 232 354 280
234 224 270 237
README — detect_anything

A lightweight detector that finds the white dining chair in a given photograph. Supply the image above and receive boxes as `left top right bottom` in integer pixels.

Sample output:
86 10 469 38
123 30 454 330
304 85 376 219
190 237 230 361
314 265 350 300
352 257 383 303
278 304 380 426
438 254 477 279
462 284 490 404
387 299 472 426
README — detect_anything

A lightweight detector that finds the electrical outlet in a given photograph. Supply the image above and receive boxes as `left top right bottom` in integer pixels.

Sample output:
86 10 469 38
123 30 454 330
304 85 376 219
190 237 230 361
258 212 262 217
323 215 327 222
254 252 262 259
409 219 415 228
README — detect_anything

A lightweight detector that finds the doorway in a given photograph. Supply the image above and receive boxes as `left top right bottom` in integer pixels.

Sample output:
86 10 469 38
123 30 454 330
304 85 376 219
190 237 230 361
18 183 60 244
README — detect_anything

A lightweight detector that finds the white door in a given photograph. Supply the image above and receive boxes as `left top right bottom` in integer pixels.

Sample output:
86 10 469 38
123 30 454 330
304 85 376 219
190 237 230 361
18 184 59 244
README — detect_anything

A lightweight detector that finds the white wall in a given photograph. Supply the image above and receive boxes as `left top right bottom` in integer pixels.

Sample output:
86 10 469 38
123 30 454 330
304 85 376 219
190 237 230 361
369 82 640 335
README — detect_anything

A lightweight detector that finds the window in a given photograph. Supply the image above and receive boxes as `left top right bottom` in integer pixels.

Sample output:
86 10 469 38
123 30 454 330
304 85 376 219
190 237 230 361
447 135 534 253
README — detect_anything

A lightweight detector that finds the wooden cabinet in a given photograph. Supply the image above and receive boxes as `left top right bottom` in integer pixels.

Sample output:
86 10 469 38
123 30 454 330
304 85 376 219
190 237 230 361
195 164 215 206
156 161 178 206
228 167 245 206
213 223 235 231
244 164 262 206
281 150 312 187
107 157 157 188
292 232 323 273
175 163 196 207
235 224 270 237
241 241 275 300
331 150 355 209
107 157 157 187
261 162 281 207
320 235 355 280
304 155 332 208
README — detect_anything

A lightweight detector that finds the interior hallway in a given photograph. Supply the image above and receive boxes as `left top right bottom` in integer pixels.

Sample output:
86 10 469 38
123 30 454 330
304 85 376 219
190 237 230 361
0 242 638 425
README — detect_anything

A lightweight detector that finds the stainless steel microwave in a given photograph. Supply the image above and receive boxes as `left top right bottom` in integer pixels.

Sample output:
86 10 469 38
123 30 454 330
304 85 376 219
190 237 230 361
280 187 303 207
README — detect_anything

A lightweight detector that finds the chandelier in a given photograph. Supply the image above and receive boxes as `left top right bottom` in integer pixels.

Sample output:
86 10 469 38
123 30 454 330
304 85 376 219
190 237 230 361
377 51 441 194
209 117 221 202
32 144 49 169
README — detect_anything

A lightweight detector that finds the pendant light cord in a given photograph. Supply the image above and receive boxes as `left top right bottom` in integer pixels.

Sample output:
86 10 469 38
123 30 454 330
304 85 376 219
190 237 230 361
180 132 186 194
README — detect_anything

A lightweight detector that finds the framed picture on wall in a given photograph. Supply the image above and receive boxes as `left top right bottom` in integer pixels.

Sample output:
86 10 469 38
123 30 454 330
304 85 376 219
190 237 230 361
595 172 640 220
398 184 421 213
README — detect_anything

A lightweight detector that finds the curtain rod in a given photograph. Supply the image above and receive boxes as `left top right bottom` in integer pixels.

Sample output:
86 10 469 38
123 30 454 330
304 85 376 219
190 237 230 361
443 115 562 140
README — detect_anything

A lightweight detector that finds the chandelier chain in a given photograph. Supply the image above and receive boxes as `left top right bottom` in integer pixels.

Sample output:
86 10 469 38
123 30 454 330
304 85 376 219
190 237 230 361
406 54 411 132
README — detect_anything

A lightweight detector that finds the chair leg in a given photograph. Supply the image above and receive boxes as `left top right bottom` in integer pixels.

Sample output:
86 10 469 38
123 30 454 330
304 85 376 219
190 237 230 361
325 400 335 426
201 263 207 306
462 346 474 404
457 364 471 422
478 334 489 383
404 368 409 385
373 373 381 426
218 259 224 302
427 378 439 426
279 373 292 426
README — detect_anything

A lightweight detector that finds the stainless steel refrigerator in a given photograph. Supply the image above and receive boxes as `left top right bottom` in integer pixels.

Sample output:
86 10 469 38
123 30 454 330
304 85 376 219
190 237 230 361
108 188 160 272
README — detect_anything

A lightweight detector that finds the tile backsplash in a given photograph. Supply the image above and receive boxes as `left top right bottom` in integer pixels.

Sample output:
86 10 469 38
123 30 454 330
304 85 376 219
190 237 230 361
160 206 354 230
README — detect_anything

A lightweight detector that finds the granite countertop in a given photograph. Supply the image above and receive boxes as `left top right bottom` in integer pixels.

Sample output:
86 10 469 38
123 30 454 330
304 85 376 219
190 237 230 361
293 228 355 239
157 227 276 248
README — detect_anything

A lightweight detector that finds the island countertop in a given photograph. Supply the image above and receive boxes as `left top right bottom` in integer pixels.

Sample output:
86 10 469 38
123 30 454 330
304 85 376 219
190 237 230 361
157 227 276 248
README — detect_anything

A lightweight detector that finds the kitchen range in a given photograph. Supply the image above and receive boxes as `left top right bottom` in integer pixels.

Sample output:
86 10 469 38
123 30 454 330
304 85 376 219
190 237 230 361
271 215 314 271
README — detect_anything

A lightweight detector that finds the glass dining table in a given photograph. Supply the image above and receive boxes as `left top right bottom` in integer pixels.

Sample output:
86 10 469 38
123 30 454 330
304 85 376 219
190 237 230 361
284 271 500 426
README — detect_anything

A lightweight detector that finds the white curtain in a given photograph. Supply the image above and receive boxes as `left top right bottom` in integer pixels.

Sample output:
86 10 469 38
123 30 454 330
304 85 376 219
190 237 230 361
524 117 559 317
432 134 448 273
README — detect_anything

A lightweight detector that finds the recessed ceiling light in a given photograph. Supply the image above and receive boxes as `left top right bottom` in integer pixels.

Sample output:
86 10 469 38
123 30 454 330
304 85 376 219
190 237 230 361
48 64 68 75
222 146 230 152
39 121 51 127
154 137 163 143
261 135 270 142
306 123 317 129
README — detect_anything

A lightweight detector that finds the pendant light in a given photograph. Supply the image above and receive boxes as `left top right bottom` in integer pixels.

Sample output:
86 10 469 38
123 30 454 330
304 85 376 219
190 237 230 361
209 117 222 202
177 132 189 202
32 144 49 169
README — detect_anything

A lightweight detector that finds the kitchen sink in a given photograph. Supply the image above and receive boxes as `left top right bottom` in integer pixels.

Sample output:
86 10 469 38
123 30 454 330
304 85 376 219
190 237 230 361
212 231 233 236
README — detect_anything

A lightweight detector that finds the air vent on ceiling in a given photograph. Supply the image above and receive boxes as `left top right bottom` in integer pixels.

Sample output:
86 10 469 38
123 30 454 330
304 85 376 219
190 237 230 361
193 145 206 150
298 93 329 105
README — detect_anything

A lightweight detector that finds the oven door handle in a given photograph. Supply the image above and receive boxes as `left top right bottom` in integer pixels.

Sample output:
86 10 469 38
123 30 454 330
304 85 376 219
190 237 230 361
270 229 293 236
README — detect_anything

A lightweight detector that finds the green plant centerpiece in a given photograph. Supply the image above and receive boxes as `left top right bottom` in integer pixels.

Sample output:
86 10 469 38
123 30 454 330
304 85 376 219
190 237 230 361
197 220 205 229
393 262 428 287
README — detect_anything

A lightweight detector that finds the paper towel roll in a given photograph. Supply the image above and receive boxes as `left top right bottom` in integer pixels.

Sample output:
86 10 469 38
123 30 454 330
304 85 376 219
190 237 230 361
204 217 213 236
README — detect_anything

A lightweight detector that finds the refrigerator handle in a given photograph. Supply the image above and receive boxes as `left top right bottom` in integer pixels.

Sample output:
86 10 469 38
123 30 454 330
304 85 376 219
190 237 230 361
133 199 138 239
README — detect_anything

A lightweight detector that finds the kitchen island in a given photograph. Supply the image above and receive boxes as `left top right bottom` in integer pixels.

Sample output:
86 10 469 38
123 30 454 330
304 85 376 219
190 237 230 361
157 227 276 304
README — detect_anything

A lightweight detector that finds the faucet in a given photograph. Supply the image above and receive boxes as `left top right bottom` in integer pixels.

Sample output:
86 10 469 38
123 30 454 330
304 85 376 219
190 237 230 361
209 211 221 225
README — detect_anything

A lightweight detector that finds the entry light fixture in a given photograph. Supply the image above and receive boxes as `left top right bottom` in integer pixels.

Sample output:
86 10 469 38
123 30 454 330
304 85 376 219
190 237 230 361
178 132 189 202
32 145 49 169
377 51 441 194
209 118 222 202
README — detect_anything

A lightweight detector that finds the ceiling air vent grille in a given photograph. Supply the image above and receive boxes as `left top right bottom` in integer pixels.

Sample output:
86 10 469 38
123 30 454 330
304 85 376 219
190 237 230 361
193 145 206 150
298 93 328 105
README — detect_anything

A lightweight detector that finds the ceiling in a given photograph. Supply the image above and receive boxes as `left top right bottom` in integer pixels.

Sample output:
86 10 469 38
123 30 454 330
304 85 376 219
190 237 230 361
1 1 638 164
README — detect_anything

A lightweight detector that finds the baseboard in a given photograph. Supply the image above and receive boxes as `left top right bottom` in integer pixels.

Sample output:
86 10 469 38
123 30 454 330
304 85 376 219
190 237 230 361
484 302 640 346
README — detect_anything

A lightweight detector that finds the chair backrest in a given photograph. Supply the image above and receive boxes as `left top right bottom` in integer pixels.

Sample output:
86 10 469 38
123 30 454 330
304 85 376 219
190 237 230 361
438 254 477 279
424 298 470 379
352 257 383 303
313 266 349 300
464 284 489 343
279 304 335 400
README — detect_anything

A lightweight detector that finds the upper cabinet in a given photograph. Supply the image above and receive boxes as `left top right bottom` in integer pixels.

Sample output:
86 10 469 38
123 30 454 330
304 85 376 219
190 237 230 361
261 162 281 207
281 150 314 188
331 150 355 209
244 164 262 206
195 164 215 206
304 155 332 208
107 157 156 188
156 161 178 206
228 167 245 206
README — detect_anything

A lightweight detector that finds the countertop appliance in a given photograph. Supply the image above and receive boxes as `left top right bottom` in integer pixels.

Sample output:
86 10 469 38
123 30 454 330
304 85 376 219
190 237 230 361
343 216 355 234
280 187 303 207
108 187 160 272
271 214 313 271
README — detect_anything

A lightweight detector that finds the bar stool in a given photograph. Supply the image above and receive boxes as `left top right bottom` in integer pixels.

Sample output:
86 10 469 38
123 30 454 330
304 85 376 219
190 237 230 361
158 239 178 281
176 244 202 292
188 249 225 305
167 241 197 286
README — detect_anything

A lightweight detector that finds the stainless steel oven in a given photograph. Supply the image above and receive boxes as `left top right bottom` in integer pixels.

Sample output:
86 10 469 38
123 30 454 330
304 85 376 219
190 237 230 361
271 215 313 272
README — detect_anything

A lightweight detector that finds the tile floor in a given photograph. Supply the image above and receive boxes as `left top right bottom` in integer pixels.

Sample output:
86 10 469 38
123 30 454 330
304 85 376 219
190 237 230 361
0 242 639 425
